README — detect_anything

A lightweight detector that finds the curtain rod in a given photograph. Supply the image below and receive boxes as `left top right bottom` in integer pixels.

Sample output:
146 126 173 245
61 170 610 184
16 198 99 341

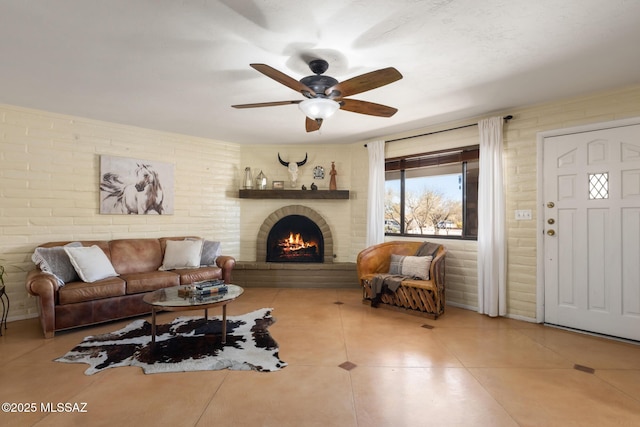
364 115 513 147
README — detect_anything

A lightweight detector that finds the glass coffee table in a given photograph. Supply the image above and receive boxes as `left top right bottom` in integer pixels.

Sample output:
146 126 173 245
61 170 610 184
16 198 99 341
143 284 244 344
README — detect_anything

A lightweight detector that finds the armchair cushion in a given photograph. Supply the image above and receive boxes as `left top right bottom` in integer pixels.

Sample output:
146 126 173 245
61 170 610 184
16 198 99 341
389 254 432 280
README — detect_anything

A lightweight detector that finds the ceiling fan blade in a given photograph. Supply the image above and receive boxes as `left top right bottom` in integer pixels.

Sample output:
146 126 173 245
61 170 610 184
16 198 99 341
232 100 301 109
306 117 322 132
250 63 316 97
326 67 402 98
339 99 398 117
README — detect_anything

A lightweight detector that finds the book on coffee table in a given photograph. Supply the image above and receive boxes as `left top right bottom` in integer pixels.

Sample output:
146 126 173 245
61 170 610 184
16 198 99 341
178 281 228 298
195 279 225 290
194 285 228 296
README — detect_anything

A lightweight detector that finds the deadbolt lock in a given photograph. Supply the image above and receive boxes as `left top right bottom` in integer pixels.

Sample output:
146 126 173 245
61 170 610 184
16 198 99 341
547 229 555 236
547 202 555 208
547 218 555 225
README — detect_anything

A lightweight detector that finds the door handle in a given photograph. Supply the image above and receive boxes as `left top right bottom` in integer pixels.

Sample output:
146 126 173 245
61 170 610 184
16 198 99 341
547 218 555 224
547 229 555 236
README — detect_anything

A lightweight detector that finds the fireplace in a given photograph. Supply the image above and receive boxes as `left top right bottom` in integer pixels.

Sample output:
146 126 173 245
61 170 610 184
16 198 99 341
266 215 323 262
234 204 356 289
257 205 334 263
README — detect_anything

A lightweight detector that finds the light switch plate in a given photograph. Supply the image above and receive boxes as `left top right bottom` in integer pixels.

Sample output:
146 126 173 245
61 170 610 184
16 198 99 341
515 210 532 220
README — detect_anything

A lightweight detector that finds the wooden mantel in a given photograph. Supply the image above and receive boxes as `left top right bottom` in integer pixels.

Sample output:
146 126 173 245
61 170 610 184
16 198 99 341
239 189 349 200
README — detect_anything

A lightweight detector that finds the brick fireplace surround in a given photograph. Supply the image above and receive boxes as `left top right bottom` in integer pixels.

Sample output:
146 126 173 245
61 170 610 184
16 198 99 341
232 205 358 289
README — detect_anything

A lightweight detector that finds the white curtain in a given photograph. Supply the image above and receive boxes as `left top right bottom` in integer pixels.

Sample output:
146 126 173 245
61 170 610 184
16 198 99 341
477 117 506 317
366 140 386 247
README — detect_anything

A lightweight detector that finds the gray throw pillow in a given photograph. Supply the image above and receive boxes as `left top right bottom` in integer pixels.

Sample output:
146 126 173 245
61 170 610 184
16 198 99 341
31 242 83 286
200 240 221 266
389 254 433 280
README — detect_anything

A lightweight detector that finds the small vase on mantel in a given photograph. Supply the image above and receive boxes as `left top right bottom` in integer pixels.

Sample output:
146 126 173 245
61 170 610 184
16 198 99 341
243 167 253 189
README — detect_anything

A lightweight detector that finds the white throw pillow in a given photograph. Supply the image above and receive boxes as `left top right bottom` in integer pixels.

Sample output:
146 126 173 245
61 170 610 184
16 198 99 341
64 245 119 283
159 239 204 270
389 254 433 280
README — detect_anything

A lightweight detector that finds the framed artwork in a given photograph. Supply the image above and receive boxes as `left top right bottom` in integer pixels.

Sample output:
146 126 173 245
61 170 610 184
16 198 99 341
99 155 174 214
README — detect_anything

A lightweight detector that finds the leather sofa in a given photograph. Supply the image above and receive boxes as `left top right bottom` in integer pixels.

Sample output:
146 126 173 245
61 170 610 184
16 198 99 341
26 237 235 338
356 240 446 319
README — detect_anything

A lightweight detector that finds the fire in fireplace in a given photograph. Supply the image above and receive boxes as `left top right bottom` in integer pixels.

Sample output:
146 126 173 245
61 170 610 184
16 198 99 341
266 214 324 263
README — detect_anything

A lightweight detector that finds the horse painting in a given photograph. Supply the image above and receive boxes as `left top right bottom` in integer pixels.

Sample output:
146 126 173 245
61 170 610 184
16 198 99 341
100 163 165 214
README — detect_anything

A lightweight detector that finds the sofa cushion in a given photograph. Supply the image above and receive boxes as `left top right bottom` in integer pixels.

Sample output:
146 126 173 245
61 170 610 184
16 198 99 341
58 277 126 305
175 266 222 285
389 254 432 280
64 245 119 282
31 242 83 286
109 238 164 275
159 239 203 270
122 271 181 294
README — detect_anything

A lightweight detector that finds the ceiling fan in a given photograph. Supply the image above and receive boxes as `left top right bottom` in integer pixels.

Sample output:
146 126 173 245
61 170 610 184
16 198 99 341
231 59 403 132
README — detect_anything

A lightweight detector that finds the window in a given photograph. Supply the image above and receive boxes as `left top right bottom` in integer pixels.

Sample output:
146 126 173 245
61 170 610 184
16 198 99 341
589 172 609 200
384 146 479 239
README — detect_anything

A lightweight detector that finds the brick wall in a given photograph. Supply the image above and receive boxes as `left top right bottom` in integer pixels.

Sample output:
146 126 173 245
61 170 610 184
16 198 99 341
503 85 640 319
2 84 639 322
238 144 365 263
382 84 640 319
0 104 241 320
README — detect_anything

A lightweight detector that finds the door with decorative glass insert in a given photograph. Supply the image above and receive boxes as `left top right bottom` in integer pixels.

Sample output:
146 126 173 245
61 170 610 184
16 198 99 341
543 124 640 341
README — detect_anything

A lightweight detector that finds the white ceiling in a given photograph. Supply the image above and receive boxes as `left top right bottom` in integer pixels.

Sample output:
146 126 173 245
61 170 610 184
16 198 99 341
1 0 639 145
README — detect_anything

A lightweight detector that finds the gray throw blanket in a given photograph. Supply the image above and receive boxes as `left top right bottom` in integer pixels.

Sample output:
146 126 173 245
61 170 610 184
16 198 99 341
370 242 440 301
370 274 405 295
415 241 440 258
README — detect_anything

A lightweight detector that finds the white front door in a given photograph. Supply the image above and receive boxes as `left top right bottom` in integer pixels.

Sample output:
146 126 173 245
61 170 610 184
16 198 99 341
543 123 640 341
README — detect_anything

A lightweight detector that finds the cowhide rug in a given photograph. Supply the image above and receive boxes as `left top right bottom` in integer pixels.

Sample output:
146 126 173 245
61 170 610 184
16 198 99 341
55 308 286 375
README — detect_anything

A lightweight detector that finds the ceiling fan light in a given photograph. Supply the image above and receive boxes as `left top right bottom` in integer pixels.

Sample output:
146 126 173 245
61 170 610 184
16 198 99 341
298 98 340 120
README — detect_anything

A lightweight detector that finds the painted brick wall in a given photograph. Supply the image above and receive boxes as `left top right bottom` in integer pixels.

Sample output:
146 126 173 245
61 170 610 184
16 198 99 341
347 144 369 259
238 144 365 263
2 84 639 323
503 85 640 319
381 84 640 320
0 104 241 320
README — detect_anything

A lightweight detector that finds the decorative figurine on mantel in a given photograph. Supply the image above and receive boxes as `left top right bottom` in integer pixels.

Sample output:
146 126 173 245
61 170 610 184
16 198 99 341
310 182 318 190
329 162 337 191
278 153 307 188
255 170 267 190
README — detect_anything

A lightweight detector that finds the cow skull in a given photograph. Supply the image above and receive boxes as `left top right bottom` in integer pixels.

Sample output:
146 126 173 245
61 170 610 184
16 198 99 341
278 153 307 187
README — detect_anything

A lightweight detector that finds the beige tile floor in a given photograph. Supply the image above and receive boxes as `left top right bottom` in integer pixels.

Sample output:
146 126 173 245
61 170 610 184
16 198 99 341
1 287 640 426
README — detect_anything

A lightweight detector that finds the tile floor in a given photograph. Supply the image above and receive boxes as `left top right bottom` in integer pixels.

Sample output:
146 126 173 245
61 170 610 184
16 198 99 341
1 287 640 426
